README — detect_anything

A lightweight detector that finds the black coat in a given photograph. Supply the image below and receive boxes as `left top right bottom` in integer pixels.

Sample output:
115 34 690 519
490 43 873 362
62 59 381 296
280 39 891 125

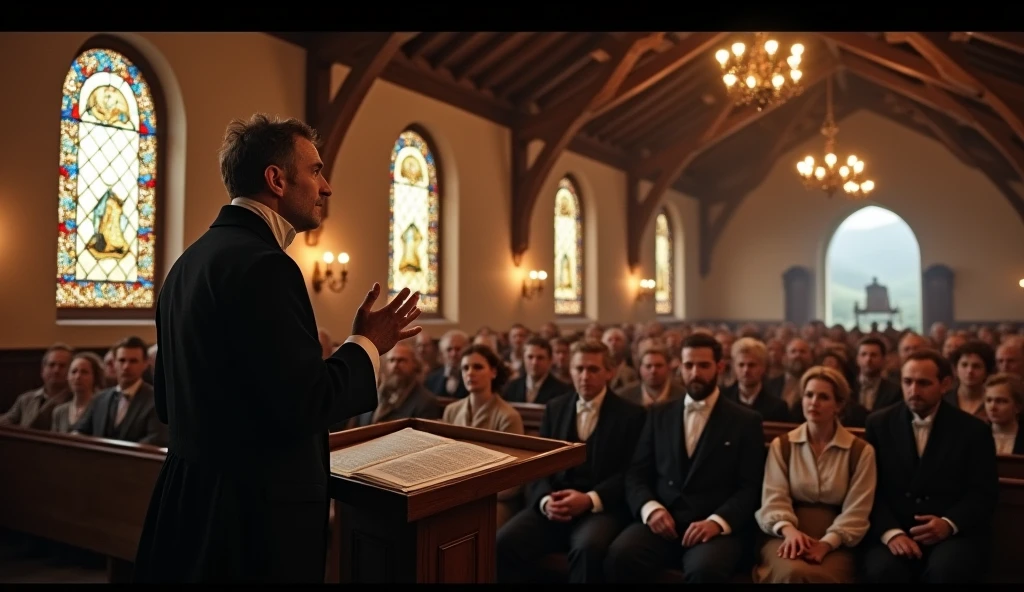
133 205 378 582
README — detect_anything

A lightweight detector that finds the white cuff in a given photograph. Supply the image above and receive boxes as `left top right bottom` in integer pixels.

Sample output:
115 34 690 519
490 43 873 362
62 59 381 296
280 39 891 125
941 517 959 535
344 335 380 385
820 531 843 550
640 500 666 524
540 495 552 514
772 520 795 536
708 514 731 535
881 528 905 544
587 491 603 513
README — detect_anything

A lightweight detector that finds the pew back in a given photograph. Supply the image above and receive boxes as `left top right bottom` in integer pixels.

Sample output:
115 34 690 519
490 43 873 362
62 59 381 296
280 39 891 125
0 426 165 561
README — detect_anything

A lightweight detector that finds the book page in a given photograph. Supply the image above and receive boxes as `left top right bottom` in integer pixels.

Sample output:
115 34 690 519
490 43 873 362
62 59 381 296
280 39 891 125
330 427 452 476
355 441 515 492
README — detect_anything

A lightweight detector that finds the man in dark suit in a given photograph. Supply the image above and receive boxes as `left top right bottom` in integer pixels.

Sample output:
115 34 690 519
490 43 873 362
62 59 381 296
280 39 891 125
617 345 686 408
424 329 469 399
502 336 571 405
719 336 790 422
351 342 441 428
495 340 646 583
862 349 998 583
605 333 765 583
133 114 422 583
853 336 903 413
72 335 167 446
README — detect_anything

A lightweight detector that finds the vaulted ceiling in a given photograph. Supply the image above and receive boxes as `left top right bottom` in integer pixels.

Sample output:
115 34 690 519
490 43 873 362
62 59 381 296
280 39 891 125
269 32 1024 274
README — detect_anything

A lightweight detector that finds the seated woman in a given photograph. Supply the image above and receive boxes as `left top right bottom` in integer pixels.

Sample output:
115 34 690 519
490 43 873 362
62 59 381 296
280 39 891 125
442 344 525 528
51 352 103 434
753 366 877 584
984 373 1024 455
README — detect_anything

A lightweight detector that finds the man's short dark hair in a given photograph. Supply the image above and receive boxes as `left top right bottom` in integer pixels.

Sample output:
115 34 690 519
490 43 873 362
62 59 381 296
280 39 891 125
950 340 997 375
857 336 888 356
114 335 148 357
218 113 320 200
681 333 722 363
903 349 953 381
523 336 553 356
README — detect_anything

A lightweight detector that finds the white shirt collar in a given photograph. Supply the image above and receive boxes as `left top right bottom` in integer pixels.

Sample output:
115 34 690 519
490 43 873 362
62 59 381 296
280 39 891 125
577 387 607 413
684 387 720 412
230 197 297 249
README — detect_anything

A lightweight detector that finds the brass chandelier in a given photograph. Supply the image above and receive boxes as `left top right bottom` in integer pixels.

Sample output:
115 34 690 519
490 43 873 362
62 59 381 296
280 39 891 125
715 32 804 111
796 77 875 199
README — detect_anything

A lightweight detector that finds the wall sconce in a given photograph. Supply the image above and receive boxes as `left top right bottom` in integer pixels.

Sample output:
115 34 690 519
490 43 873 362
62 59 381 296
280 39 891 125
313 251 349 293
637 278 656 301
522 270 548 299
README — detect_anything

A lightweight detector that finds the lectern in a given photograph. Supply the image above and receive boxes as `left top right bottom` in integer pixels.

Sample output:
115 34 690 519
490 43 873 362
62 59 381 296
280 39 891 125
327 418 585 583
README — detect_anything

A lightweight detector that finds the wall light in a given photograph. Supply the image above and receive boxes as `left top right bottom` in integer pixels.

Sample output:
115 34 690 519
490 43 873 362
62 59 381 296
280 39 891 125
313 251 349 293
637 278 656 301
1019 278 1024 288
522 270 548 299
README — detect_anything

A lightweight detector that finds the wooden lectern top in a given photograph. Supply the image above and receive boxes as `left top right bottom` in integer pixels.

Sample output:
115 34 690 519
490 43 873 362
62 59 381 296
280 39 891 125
328 419 585 522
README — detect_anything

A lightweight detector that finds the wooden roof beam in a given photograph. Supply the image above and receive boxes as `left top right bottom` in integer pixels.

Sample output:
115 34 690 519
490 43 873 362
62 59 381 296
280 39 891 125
897 33 1024 146
842 54 1024 224
959 32 1024 55
509 33 664 264
625 56 838 269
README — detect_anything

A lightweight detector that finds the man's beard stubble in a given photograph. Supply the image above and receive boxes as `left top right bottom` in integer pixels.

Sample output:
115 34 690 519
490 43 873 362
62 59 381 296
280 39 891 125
685 370 718 399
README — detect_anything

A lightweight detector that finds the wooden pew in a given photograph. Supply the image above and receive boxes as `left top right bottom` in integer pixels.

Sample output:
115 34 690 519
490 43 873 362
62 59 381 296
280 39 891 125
0 425 165 581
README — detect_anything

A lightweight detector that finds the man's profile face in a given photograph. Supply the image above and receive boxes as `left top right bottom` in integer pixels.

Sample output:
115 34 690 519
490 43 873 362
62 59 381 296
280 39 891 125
275 137 332 232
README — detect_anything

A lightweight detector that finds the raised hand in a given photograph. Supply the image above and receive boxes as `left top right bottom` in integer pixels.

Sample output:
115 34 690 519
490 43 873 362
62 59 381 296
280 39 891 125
351 284 422 356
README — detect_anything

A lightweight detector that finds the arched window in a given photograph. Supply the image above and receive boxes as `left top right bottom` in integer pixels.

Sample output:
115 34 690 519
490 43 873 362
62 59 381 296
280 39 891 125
389 127 441 315
825 206 922 332
56 40 165 320
654 210 674 316
553 176 583 316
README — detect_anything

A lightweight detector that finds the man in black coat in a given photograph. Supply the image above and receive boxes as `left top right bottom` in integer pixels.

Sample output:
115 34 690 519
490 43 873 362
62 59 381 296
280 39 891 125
133 114 422 583
861 349 998 583
605 333 765 583
495 340 646 583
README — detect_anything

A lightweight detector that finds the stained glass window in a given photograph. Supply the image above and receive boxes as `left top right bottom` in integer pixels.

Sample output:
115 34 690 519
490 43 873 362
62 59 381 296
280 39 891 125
554 176 583 316
57 47 158 314
389 129 440 315
654 211 673 315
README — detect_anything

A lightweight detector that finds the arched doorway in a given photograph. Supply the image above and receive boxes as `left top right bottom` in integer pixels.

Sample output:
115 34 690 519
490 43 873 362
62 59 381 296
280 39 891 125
825 206 922 332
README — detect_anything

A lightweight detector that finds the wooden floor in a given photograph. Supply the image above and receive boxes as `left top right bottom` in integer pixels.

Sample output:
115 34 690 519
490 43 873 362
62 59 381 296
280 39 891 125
0 529 107 584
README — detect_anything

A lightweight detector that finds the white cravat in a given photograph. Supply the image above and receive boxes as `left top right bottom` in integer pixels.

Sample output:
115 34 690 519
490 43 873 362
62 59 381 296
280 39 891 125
684 390 718 458
576 390 605 441
911 412 935 457
230 197 296 249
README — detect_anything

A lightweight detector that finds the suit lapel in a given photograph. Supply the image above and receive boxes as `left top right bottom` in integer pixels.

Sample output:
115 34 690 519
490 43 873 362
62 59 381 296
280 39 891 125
96 388 115 438
683 399 727 488
664 399 686 488
894 404 921 469
119 386 150 436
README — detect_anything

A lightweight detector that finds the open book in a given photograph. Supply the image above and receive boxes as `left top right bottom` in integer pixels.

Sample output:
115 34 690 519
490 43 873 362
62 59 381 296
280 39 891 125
330 427 516 492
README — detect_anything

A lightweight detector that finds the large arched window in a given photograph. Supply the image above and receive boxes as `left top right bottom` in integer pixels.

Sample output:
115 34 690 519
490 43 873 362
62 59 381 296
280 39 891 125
553 175 584 316
57 39 165 320
825 206 922 332
389 127 441 315
654 209 674 316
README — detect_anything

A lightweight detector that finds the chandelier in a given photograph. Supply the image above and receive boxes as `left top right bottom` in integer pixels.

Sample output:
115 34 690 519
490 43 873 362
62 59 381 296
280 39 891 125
796 77 875 198
715 32 804 111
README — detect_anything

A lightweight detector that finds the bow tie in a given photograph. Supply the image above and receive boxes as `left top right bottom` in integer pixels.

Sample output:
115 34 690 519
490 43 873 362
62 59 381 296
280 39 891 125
577 399 595 413
912 418 931 429
686 399 707 411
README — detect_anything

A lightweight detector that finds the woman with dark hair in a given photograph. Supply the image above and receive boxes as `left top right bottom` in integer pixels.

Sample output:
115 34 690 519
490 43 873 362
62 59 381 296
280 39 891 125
442 344 525 526
52 351 103 433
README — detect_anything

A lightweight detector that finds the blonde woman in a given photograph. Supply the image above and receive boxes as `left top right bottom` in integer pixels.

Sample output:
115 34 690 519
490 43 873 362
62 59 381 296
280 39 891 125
52 352 103 434
984 373 1024 455
753 365 877 583
442 344 525 528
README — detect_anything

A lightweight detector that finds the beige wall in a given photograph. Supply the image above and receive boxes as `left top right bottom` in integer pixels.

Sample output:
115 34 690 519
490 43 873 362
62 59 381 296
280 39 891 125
697 109 1024 323
0 32 693 348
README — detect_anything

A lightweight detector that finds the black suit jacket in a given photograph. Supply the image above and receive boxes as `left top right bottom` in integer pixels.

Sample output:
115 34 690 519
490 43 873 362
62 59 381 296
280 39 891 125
526 390 645 516
865 400 998 541
134 205 378 583
857 377 903 412
720 382 790 423
502 374 571 405
425 366 469 399
624 394 765 534
72 383 167 446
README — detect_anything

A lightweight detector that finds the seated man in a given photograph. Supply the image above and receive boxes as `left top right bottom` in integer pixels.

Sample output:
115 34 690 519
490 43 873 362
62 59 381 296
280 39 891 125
605 333 765 583
350 342 440 428
861 349 998 583
72 336 168 446
495 340 645 583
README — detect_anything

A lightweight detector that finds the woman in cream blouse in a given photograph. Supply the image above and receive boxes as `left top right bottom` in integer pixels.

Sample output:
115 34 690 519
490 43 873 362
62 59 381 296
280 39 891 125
984 373 1024 455
753 365 877 583
442 343 525 527
51 351 103 434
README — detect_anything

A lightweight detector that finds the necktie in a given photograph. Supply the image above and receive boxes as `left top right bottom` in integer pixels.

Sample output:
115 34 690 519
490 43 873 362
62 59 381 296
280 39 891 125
576 399 596 440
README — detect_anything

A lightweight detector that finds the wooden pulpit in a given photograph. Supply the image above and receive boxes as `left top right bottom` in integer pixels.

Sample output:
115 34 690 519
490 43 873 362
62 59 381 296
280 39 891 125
327 418 586 583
